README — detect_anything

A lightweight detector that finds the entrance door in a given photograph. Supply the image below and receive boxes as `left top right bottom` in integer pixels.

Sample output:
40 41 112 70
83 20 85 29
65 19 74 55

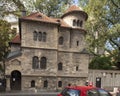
10 70 21 90
96 77 101 88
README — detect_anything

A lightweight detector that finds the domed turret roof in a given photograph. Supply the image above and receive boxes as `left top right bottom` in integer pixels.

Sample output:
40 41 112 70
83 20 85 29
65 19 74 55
61 5 88 21
65 5 83 13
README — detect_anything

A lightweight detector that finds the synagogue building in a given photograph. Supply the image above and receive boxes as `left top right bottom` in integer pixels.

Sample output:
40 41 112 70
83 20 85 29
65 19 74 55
5 5 89 91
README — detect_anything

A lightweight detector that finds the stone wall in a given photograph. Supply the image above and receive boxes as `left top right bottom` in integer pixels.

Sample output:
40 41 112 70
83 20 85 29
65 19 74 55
21 21 58 49
88 70 120 90
21 76 86 91
62 12 86 28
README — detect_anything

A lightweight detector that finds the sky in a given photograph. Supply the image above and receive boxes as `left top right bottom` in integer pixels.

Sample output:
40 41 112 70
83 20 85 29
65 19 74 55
74 0 78 5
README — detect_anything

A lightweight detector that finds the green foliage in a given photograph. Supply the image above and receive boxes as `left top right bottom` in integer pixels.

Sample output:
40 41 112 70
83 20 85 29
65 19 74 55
78 0 120 69
0 0 73 18
83 0 108 54
0 19 14 61
29 0 73 17
89 55 113 70
0 19 16 71
0 0 25 17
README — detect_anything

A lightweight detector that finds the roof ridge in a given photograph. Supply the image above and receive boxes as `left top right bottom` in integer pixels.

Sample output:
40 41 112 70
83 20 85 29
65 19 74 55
65 5 83 13
20 12 59 24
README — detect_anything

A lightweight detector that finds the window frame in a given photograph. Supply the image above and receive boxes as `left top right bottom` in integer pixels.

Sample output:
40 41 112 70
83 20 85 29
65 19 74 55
32 56 39 69
76 66 79 71
58 62 63 71
77 20 80 26
73 19 76 26
38 31 42 41
42 32 47 42
58 81 62 87
33 31 38 41
77 41 79 46
31 80 35 87
44 80 48 88
40 57 47 69
80 21 83 27
59 36 64 45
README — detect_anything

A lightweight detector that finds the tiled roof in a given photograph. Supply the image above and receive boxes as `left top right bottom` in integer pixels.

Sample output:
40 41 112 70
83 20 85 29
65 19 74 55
53 18 71 28
65 5 83 13
10 35 20 44
20 5 87 26
20 12 59 24
61 5 88 20
20 12 71 28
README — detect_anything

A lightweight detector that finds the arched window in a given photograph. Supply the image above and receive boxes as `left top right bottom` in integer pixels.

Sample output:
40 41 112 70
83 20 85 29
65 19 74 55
59 36 64 45
40 57 47 69
58 62 63 70
77 20 80 26
44 80 48 88
31 80 35 87
43 32 47 42
73 19 76 26
32 56 39 69
58 81 62 87
33 31 38 41
38 32 42 41
80 21 83 27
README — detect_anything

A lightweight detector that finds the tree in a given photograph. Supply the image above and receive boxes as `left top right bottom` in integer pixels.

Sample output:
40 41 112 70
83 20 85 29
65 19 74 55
34 0 71 17
0 0 73 18
21 0 73 17
0 0 25 18
78 0 120 69
89 55 113 70
0 19 15 71
107 24 120 69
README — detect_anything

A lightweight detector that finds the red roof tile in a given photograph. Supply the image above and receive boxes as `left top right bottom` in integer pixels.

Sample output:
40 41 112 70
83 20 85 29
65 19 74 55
53 18 71 28
20 12 71 28
11 35 20 44
61 5 88 20
65 5 82 13
20 12 59 24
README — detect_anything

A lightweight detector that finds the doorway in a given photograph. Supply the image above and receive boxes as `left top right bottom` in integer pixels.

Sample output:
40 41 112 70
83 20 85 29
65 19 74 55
10 70 21 90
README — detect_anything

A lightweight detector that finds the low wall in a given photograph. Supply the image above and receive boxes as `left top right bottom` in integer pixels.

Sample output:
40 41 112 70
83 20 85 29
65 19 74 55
88 69 120 90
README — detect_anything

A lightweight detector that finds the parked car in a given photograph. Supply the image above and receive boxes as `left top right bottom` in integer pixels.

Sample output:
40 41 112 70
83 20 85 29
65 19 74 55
57 86 112 96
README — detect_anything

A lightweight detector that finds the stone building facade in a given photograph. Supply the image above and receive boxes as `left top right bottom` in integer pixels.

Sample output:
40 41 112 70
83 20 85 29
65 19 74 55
5 5 89 91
